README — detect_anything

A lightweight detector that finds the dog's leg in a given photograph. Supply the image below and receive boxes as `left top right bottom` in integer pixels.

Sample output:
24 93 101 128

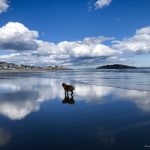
71 95 73 100
66 90 69 96
65 90 68 96
71 90 73 95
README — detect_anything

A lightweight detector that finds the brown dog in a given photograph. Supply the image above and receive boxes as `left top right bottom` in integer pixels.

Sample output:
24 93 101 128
62 83 75 95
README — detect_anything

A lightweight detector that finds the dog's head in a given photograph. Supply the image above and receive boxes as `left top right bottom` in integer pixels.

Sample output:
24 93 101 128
62 83 66 87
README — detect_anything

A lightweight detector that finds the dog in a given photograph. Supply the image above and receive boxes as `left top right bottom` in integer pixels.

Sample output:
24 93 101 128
62 83 75 95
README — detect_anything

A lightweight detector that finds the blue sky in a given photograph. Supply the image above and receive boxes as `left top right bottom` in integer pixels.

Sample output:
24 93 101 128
0 0 150 67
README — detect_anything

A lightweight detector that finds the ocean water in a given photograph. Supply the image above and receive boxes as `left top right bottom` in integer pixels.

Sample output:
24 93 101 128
0 69 150 150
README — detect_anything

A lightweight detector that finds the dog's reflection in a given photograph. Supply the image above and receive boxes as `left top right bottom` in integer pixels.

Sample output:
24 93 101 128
62 94 75 104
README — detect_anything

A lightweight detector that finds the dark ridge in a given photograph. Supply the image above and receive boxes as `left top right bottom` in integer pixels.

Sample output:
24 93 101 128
96 64 137 69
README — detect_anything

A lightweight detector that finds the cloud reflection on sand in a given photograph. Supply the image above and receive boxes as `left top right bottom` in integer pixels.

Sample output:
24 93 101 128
0 128 11 146
0 77 150 120
0 78 64 120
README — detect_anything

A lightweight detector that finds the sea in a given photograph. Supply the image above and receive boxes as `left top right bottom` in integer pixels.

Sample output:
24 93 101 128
0 68 150 150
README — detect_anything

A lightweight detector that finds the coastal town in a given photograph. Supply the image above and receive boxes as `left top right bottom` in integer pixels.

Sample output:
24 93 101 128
0 62 70 71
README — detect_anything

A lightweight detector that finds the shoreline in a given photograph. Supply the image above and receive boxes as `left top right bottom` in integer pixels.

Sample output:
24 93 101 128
0 69 71 73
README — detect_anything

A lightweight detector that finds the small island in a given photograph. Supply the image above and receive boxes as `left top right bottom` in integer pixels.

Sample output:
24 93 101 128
96 64 137 69
0 62 71 72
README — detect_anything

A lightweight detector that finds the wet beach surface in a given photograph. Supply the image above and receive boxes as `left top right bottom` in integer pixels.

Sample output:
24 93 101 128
0 69 150 150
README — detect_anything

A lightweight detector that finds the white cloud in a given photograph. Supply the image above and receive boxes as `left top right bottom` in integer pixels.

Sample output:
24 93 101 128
37 36 115 57
113 26 150 54
0 22 117 66
0 22 39 51
0 52 70 66
95 0 112 9
57 37 115 57
0 0 9 14
1 22 150 67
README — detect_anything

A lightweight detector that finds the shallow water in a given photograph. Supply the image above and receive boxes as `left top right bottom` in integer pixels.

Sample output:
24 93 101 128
0 69 150 150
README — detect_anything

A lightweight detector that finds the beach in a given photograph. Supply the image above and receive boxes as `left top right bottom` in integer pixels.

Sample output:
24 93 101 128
0 69 150 149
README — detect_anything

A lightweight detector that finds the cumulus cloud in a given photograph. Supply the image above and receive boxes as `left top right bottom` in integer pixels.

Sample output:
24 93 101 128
0 0 9 14
37 36 115 58
0 22 39 51
0 22 118 66
95 0 112 9
113 26 150 54
1 22 150 67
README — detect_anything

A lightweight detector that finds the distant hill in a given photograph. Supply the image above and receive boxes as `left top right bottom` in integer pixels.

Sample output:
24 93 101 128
96 64 136 69
0 62 71 71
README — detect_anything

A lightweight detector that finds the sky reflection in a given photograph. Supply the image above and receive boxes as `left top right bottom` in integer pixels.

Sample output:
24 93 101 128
0 128 11 146
0 75 150 120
